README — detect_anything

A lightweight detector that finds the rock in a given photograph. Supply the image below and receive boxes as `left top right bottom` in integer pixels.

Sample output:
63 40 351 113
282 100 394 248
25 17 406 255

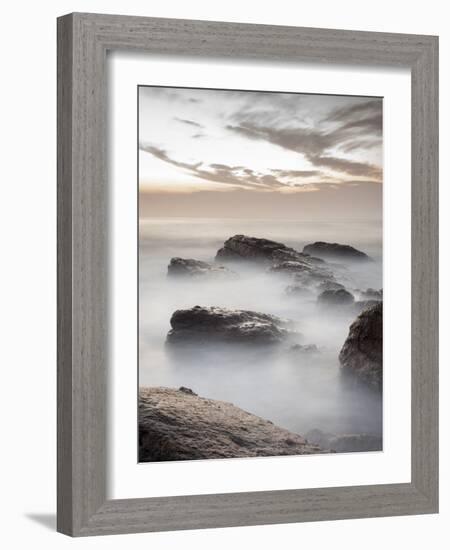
303 241 371 261
317 288 355 307
139 387 322 461
270 260 313 274
305 429 382 453
317 280 346 293
271 260 333 281
168 257 236 279
216 234 292 263
271 259 337 295
216 234 321 265
353 299 379 313
339 302 383 390
272 248 325 264
166 305 298 345
178 386 197 396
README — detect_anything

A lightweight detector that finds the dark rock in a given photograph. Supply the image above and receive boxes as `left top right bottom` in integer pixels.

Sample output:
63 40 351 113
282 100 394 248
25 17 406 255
216 234 321 265
317 280 346 293
272 248 324 264
139 387 322 461
166 305 298 345
317 288 355 307
178 386 197 396
354 299 379 313
306 428 382 453
168 257 236 279
270 260 313 274
303 241 371 261
216 234 291 263
339 302 383 390
271 260 333 281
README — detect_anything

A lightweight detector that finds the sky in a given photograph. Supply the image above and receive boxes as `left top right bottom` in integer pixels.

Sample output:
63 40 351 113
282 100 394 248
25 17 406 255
139 86 382 220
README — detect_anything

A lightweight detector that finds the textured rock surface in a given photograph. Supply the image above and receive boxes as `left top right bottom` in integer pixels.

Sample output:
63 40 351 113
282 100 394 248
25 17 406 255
270 260 333 280
166 305 298 345
216 234 318 264
317 280 346 293
168 257 236 279
354 299 379 313
339 302 383 389
306 429 382 453
303 241 371 261
317 288 355 307
139 387 322 461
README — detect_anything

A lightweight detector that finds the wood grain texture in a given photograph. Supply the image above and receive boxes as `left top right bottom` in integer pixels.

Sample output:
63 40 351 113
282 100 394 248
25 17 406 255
57 12 439 537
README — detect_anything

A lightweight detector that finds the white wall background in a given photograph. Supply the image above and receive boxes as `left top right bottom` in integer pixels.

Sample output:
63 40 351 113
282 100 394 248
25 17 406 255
0 1 447 548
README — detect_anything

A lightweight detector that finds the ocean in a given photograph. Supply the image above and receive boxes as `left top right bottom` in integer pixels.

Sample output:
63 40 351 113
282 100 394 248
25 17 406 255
139 217 383 439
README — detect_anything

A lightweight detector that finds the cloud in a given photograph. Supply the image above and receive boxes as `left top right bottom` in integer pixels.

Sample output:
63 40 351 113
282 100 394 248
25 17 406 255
307 155 382 179
174 117 204 129
140 144 318 191
225 98 383 181
226 117 381 180
226 124 333 157
271 169 322 179
327 99 382 125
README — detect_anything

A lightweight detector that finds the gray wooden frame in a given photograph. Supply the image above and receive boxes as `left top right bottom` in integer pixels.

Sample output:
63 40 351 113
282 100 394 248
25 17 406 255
57 12 438 537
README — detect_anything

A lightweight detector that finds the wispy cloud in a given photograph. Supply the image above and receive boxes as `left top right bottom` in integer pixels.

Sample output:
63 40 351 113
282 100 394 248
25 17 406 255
174 117 204 129
225 98 382 181
140 144 318 191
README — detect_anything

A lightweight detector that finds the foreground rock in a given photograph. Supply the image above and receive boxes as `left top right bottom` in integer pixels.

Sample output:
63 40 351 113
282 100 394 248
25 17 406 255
339 302 383 390
166 305 298 345
168 257 236 279
353 299 379 313
139 387 322 461
317 288 355 307
216 235 320 265
303 241 371 261
305 428 382 453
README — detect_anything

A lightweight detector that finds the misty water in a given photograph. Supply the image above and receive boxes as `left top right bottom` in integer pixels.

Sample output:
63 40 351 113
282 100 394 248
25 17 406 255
139 218 383 440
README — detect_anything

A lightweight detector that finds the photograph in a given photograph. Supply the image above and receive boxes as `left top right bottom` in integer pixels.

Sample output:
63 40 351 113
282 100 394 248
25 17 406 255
138 85 383 462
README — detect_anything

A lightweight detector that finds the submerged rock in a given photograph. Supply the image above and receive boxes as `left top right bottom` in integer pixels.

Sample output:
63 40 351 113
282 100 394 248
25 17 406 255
271 260 333 280
305 428 382 453
339 302 383 390
290 344 320 355
139 387 322 461
317 288 355 307
166 305 298 345
360 288 383 301
303 241 371 261
317 280 346 293
270 258 337 294
168 257 236 279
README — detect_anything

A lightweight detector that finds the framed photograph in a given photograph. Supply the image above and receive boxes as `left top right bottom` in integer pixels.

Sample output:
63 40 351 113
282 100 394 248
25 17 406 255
57 13 438 536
